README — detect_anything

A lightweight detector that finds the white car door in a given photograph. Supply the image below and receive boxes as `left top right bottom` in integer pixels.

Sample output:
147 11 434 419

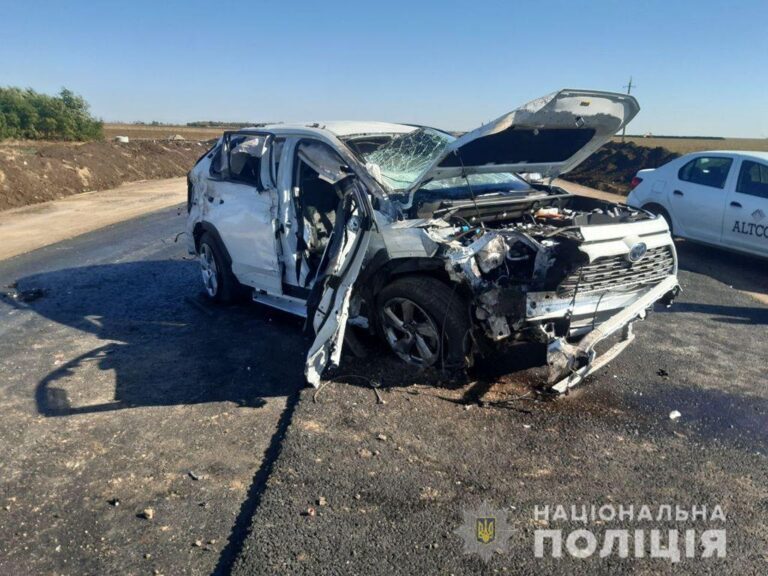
203 132 282 294
722 158 768 256
669 155 734 244
303 175 373 386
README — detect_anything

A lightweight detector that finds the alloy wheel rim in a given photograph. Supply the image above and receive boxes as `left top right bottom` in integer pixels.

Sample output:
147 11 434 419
200 244 218 297
380 297 441 366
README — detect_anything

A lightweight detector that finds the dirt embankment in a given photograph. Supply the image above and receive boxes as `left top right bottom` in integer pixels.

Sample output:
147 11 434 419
567 142 679 195
0 140 212 211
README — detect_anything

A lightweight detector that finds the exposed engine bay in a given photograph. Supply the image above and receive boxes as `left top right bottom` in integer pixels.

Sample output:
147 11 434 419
374 183 678 391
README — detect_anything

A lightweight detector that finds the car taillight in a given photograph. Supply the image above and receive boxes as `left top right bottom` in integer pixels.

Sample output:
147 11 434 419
630 176 643 190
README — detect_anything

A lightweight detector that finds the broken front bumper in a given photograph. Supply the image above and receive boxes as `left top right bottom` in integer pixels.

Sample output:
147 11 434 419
545 275 680 393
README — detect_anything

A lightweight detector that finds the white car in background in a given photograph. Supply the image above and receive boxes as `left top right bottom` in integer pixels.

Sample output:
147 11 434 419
627 151 768 258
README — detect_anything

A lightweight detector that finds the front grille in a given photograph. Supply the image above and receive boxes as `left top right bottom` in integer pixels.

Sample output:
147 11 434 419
557 245 675 298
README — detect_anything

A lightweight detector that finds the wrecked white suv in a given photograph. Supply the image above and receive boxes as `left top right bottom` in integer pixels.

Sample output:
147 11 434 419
186 89 679 392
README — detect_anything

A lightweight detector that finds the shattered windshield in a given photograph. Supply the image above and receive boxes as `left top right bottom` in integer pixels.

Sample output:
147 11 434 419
361 128 454 191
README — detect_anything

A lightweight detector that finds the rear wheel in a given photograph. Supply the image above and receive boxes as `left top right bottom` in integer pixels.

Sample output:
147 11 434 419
198 232 241 303
376 276 471 371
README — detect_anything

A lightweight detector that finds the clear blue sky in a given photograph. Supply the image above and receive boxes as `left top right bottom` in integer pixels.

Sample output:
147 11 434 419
2 0 766 137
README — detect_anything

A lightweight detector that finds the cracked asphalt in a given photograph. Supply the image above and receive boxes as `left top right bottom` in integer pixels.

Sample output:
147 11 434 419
0 206 766 575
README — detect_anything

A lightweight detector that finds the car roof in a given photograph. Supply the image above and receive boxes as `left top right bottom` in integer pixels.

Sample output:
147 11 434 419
257 120 418 138
684 150 768 163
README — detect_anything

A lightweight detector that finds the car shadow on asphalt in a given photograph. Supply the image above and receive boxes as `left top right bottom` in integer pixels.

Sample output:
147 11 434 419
10 260 307 416
11 259 309 574
659 301 768 325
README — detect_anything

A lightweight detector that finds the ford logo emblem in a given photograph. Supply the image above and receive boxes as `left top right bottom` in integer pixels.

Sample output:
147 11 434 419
627 242 648 263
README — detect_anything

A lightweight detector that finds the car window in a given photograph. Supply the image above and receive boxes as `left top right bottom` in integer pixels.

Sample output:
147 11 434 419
736 160 768 199
678 156 733 189
227 134 267 188
271 138 285 186
209 145 224 178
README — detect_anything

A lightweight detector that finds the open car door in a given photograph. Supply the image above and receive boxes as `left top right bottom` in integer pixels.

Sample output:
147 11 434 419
303 147 373 386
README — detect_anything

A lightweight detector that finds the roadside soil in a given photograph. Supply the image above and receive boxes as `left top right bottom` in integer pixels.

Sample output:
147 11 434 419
568 142 680 195
0 139 210 211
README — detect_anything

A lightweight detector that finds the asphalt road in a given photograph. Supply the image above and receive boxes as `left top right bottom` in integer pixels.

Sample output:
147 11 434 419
0 206 307 575
0 206 766 575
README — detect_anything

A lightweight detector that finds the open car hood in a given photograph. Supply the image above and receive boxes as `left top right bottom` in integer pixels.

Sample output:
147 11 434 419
411 89 639 191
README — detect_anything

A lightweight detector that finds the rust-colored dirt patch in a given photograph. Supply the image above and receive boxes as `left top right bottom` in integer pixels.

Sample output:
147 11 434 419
0 140 210 211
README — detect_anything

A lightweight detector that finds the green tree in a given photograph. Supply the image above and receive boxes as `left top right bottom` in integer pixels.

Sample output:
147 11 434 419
0 86 103 141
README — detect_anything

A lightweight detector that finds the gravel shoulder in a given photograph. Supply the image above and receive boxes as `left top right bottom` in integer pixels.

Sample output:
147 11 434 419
0 177 186 260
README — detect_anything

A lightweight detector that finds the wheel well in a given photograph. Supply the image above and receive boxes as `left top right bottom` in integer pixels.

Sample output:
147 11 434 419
360 254 465 300
642 203 674 235
192 222 233 265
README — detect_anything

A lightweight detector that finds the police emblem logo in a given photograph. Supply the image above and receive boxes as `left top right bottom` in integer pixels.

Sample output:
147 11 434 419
476 517 496 544
455 501 515 562
752 208 765 222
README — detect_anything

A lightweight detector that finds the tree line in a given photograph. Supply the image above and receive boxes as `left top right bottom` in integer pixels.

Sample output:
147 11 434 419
0 87 103 141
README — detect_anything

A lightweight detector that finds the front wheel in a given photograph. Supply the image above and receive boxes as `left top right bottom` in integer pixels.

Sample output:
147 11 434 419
376 276 471 371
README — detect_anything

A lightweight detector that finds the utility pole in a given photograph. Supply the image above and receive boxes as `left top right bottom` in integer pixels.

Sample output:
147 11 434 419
621 76 635 142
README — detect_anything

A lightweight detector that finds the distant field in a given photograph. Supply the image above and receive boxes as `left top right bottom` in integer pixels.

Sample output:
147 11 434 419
103 123 230 140
611 136 768 154
103 124 768 153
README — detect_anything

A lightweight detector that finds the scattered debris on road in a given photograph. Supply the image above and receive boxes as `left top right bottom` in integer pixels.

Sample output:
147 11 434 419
669 410 682 421
1 282 47 302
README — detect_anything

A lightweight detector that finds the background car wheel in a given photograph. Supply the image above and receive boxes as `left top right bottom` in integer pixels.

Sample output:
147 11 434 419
376 275 471 371
643 203 674 236
198 232 241 303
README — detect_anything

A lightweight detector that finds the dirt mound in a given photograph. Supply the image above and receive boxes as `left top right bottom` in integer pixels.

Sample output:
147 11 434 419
0 139 213 211
567 142 679 195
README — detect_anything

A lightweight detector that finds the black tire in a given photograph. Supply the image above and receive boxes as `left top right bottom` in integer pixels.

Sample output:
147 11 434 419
643 203 674 236
376 275 471 371
198 232 241 303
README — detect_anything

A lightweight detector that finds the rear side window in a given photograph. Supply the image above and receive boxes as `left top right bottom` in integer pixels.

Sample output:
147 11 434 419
678 156 733 189
736 160 768 199
227 135 267 188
